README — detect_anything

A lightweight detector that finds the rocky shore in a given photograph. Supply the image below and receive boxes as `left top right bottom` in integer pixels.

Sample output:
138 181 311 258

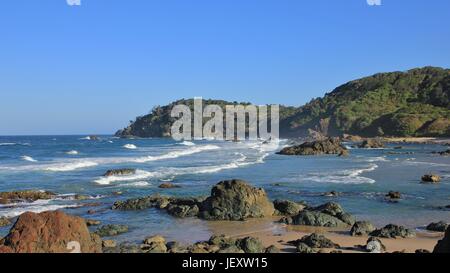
0 180 448 253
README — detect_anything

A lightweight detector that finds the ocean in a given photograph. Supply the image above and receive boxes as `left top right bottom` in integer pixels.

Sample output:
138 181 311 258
0 135 449 243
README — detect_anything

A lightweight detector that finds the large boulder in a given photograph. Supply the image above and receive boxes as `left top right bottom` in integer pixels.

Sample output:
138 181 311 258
358 138 384 149
236 237 265 253
281 202 354 227
199 180 275 221
433 227 450 253
369 224 415 238
0 211 102 253
277 138 347 156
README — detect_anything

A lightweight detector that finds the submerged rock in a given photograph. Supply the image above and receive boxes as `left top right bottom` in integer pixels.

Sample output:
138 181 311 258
433 227 450 253
432 149 450 156
385 191 402 200
85 219 101 226
358 138 384 149
350 221 376 236
0 190 56 204
421 174 441 183
0 211 102 253
369 224 415 238
94 224 129 237
199 179 275 221
103 168 136 177
158 182 181 189
277 138 347 156
426 221 448 232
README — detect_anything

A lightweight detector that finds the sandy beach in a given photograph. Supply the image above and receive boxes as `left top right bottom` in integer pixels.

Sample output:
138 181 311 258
207 217 444 253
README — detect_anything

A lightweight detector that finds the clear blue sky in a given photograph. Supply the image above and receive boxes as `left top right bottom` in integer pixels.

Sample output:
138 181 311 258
1 0 449 135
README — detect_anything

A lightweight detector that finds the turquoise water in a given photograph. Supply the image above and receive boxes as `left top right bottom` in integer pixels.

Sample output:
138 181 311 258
0 136 449 243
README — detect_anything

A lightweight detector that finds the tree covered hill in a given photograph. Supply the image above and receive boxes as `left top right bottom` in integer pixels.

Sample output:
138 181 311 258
116 67 450 138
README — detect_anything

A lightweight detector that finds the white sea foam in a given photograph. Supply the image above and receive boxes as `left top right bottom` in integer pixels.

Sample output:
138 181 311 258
21 155 37 162
131 144 219 163
44 161 99 172
180 141 196 146
123 144 138 149
0 143 16 146
302 164 378 184
94 170 155 185
0 199 80 218
66 150 79 155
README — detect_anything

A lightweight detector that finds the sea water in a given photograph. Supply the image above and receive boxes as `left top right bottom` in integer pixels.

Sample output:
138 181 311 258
0 135 449 243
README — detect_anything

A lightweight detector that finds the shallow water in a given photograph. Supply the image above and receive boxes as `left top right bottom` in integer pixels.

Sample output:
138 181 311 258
0 135 449 243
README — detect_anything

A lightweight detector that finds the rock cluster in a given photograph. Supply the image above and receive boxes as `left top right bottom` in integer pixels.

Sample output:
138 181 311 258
289 233 339 253
421 174 441 183
0 190 56 204
94 224 129 237
280 202 355 228
358 138 385 148
103 168 136 177
277 138 347 156
113 180 275 221
369 224 415 238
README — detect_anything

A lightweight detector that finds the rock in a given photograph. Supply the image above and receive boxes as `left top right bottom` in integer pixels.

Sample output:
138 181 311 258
166 198 200 218
265 245 280 253
289 233 339 249
342 134 363 142
426 221 448 232
421 174 441 183
313 202 355 225
85 219 101 226
88 135 99 141
295 242 316 253
103 243 143 253
0 211 101 253
0 217 11 227
358 138 385 148
158 182 181 189
208 234 237 248
415 249 431 253
277 138 347 156
291 211 347 228
94 224 129 237
366 237 386 253
112 195 170 210
322 191 340 197
433 227 450 253
273 199 305 216
144 242 167 253
103 168 136 177
102 240 117 248
0 190 56 204
74 194 91 200
199 179 275 221
143 235 166 245
385 191 401 200
350 221 376 236
217 245 244 253
166 241 186 253
432 149 450 156
369 224 415 238
338 150 350 157
236 237 265 253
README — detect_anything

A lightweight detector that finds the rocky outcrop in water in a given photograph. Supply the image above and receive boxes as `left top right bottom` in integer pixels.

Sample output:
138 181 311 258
113 180 275 221
277 138 347 156
369 224 415 238
432 149 450 156
0 190 56 204
433 227 450 253
94 224 129 237
103 168 136 177
0 211 102 253
358 138 385 148
350 221 376 236
0 217 11 227
421 174 441 183
158 182 181 189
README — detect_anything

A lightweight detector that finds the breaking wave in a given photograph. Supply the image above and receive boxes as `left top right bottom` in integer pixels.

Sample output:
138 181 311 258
66 150 79 155
0 199 80 218
21 155 37 162
123 144 137 149
300 164 378 184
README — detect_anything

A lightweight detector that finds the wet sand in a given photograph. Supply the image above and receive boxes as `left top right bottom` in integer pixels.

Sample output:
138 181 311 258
206 217 443 253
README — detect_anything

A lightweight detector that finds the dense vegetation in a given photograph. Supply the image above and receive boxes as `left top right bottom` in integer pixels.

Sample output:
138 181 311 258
116 67 450 138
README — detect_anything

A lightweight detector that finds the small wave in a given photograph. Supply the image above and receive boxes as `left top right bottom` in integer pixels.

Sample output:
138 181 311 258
131 144 219 163
123 144 137 149
0 143 31 146
0 199 80 218
45 161 98 172
66 150 79 155
21 155 37 162
358 156 389 162
115 181 150 188
301 164 378 184
94 170 155 185
180 141 196 146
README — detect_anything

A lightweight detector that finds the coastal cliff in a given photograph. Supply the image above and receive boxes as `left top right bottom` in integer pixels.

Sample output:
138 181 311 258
116 67 450 138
